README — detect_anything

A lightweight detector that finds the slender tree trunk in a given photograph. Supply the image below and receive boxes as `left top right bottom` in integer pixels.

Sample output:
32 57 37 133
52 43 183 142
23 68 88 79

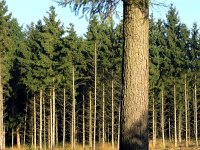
184 74 188 148
169 117 171 142
93 43 97 150
174 82 177 147
52 86 56 150
50 89 53 150
152 95 157 147
48 116 51 149
34 95 37 149
56 114 58 146
63 88 66 149
161 89 165 148
83 95 85 149
0 59 3 150
194 75 198 146
43 96 46 149
178 110 182 144
12 128 14 149
72 65 76 149
117 100 121 150
112 74 114 149
24 102 28 146
39 90 43 149
102 83 105 147
89 91 92 149
121 1 149 149
17 127 21 149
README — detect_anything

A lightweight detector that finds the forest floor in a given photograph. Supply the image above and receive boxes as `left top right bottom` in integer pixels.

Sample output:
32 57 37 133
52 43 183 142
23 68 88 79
149 139 200 149
5 141 200 150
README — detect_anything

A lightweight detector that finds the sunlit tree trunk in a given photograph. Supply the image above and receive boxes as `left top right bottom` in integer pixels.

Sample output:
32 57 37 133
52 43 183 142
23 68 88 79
89 91 92 149
52 86 56 150
0 60 3 150
72 65 76 149
17 127 21 149
121 0 149 149
82 95 85 149
184 74 188 148
102 83 105 147
43 96 46 149
39 90 43 149
178 110 182 144
161 89 165 148
63 88 66 149
194 75 198 146
34 95 37 149
111 73 114 149
174 82 177 147
93 43 97 150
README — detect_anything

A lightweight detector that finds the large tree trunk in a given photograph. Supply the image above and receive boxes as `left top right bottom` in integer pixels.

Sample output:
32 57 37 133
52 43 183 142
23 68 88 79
63 88 66 149
17 127 21 149
121 0 149 149
184 74 188 148
111 74 114 149
194 75 198 146
93 43 97 150
174 82 177 147
39 90 43 149
0 59 3 150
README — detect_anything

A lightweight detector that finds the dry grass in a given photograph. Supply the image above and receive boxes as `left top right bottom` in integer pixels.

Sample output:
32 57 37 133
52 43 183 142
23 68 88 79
5 143 117 150
149 139 200 150
6 140 200 150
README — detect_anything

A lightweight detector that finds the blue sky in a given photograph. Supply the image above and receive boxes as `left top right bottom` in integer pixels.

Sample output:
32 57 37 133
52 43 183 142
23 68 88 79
5 0 200 36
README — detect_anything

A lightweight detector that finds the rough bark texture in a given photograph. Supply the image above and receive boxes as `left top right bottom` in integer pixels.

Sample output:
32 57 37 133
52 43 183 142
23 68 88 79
121 0 149 149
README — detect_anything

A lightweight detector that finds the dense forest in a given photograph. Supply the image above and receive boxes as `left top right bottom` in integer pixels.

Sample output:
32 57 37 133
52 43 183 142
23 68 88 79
0 0 200 149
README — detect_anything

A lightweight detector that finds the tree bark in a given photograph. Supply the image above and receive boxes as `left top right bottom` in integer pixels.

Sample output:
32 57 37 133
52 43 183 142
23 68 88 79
34 95 37 149
89 91 92 149
93 43 97 150
102 83 105 147
43 96 46 149
174 82 177 147
50 89 53 150
12 128 14 149
17 127 21 149
161 89 165 148
0 58 3 150
63 88 66 149
52 86 56 150
121 0 149 149
39 90 43 149
194 75 198 146
178 110 182 144
118 100 121 150
184 74 188 148
83 95 85 149
112 73 114 149
72 65 76 149
24 102 28 146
